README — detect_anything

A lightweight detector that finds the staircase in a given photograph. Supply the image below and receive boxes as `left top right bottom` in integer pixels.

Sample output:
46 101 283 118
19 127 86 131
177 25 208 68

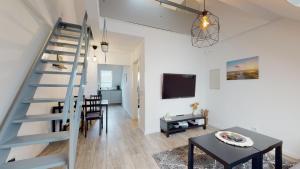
0 12 90 169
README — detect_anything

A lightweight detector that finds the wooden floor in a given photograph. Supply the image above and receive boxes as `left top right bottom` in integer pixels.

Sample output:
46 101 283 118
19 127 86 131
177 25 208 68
40 105 216 169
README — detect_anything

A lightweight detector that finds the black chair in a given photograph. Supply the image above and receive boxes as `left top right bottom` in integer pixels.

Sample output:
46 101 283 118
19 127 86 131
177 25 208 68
90 94 101 100
88 95 102 125
82 98 103 137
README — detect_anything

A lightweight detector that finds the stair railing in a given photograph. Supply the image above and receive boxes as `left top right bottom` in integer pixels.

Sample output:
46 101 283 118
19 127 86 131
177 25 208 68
62 12 88 125
68 14 90 169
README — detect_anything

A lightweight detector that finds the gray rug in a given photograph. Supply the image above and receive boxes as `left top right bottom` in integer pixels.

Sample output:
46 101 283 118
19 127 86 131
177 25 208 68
153 146 296 169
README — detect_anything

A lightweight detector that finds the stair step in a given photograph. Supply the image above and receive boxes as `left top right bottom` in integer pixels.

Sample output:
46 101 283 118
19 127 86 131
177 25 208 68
44 49 85 57
59 21 82 29
53 33 80 40
60 27 81 33
13 114 64 123
35 70 83 75
23 98 65 103
41 59 84 65
29 84 80 88
48 41 85 48
0 132 69 149
0 153 67 169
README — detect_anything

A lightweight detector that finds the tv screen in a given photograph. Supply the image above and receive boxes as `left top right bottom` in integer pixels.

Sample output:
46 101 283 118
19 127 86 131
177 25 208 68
162 73 196 99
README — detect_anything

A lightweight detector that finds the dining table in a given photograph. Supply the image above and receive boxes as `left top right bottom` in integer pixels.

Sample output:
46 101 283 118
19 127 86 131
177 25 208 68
51 98 109 133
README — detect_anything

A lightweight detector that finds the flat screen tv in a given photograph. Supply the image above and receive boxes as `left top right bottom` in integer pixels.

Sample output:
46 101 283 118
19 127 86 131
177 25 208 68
162 73 196 99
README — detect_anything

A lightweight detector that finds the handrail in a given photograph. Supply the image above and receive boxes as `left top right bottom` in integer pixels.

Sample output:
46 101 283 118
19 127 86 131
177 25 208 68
62 12 88 124
84 28 91 86
68 12 90 169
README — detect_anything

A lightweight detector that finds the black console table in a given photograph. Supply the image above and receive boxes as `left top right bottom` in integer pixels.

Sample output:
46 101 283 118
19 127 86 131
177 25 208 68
160 114 207 137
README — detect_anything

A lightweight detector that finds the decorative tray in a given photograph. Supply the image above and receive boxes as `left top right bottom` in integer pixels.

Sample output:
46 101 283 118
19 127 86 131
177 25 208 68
215 131 254 147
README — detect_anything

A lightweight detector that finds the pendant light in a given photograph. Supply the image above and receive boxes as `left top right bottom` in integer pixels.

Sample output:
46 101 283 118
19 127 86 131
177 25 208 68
101 18 109 63
191 0 220 48
91 45 97 62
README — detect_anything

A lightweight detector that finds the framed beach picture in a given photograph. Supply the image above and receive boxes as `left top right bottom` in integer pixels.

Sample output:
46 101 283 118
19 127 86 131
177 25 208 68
227 56 259 80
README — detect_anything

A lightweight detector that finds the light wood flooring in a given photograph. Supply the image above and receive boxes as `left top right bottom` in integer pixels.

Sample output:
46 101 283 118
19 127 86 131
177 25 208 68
40 105 216 169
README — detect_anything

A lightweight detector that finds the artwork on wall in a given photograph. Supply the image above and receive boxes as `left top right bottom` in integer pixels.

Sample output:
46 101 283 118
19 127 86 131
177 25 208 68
227 56 259 80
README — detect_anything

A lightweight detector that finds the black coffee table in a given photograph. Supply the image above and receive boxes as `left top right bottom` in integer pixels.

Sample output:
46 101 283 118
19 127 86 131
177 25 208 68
188 127 282 169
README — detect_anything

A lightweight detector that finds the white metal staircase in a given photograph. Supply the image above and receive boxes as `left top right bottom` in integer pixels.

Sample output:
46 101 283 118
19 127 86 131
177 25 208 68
0 12 90 169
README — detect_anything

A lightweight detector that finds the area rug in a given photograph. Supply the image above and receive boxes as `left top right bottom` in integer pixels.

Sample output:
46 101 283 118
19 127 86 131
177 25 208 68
153 145 296 169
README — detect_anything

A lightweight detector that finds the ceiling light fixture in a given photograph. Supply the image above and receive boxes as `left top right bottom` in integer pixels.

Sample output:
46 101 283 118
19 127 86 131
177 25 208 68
287 0 300 7
191 0 220 48
156 0 220 48
91 45 98 62
101 18 109 63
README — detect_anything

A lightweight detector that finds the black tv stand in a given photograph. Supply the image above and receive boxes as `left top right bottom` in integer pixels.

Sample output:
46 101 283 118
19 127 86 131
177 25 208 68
160 114 207 137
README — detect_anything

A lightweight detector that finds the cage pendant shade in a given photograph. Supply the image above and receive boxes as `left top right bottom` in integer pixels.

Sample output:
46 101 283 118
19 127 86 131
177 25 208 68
191 0 220 48
101 41 109 53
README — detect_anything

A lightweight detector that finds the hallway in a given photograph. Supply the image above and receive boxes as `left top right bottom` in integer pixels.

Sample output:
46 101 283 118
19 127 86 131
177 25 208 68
40 105 215 169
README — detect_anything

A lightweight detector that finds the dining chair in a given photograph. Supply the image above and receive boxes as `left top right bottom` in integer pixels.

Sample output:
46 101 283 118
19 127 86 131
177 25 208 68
88 94 102 126
90 94 102 100
82 98 104 137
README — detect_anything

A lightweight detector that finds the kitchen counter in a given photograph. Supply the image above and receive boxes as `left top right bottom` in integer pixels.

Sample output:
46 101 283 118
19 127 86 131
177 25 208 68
100 89 122 104
100 89 121 91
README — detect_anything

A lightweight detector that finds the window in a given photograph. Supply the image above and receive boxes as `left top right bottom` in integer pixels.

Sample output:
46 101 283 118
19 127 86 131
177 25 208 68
100 70 112 88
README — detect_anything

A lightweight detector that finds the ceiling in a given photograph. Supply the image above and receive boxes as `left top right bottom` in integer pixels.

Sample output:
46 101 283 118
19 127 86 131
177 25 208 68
247 0 300 21
98 0 300 40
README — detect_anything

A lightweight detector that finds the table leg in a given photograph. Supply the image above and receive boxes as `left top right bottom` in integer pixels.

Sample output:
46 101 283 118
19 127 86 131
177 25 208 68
275 145 282 169
203 117 207 130
59 120 63 131
188 141 194 169
52 120 56 132
106 105 108 133
252 154 263 169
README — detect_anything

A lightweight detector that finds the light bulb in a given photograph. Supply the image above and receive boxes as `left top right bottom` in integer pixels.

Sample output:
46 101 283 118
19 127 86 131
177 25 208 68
92 56 97 62
200 15 210 30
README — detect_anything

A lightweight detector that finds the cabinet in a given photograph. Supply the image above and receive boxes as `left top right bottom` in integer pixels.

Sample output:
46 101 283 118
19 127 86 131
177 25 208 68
160 114 207 137
101 90 122 104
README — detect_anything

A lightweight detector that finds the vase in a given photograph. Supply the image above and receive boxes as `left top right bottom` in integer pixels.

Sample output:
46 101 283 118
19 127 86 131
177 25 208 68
192 110 196 115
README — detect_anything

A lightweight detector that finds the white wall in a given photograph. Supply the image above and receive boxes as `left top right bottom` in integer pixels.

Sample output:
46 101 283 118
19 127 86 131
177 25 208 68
121 65 133 117
85 56 98 96
103 18 208 134
0 0 83 160
121 43 145 129
132 43 145 130
131 61 139 119
205 19 300 159
98 51 132 66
